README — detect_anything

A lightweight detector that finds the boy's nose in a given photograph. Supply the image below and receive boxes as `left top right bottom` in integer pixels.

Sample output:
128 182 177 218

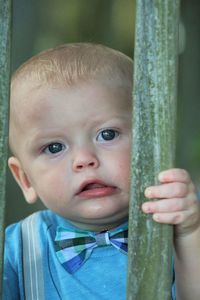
72 151 99 172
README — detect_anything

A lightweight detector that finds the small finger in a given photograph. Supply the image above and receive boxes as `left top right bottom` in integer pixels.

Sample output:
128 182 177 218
145 182 188 199
158 168 191 184
142 198 189 214
152 211 187 225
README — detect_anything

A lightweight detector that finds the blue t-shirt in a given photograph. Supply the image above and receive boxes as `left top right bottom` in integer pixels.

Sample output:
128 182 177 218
3 210 175 299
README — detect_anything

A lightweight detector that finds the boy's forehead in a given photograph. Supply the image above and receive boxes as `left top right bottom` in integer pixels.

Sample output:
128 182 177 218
13 76 130 100
11 79 131 124
11 78 40 107
10 80 49 126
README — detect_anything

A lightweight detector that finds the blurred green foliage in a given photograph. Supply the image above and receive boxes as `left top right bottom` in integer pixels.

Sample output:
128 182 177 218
11 0 135 71
6 0 200 225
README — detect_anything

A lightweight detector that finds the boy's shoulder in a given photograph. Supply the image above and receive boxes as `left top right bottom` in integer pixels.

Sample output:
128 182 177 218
4 210 58 268
5 209 74 245
5 210 50 234
5 210 54 247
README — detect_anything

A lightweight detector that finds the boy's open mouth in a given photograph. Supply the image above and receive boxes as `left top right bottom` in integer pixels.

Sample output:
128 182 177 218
81 183 107 191
76 180 117 198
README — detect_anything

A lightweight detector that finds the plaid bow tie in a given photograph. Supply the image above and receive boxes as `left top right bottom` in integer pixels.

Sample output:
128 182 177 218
54 224 128 273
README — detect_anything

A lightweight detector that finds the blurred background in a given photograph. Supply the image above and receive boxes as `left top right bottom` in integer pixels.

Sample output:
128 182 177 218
5 0 200 225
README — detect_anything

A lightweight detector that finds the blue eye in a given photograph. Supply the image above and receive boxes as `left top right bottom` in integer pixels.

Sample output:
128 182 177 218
44 142 66 154
96 129 119 142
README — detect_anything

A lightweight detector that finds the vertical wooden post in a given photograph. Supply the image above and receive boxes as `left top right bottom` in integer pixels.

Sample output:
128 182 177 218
0 0 12 293
127 1 179 299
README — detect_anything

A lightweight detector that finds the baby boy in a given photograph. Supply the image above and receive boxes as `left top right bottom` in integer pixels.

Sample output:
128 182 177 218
3 43 200 299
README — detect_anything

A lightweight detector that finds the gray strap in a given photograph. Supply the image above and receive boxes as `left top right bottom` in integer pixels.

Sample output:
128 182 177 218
21 212 44 300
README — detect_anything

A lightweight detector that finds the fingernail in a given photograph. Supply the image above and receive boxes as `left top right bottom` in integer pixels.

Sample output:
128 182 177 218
142 203 151 213
153 214 159 222
158 172 165 182
145 188 152 197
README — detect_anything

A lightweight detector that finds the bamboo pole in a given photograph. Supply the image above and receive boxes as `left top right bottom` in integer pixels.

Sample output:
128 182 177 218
127 1 179 299
0 0 12 294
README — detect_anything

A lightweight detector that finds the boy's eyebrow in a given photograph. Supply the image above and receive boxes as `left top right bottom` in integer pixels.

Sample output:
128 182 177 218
27 128 66 142
30 118 130 140
25 114 132 144
89 114 131 124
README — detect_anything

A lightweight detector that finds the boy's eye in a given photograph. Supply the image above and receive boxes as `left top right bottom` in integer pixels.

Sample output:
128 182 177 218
44 142 66 154
96 129 119 142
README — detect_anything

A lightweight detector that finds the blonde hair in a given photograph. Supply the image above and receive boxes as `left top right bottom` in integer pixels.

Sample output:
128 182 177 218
11 43 133 88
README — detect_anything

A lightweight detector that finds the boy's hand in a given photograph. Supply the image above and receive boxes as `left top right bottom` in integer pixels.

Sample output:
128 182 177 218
142 168 200 237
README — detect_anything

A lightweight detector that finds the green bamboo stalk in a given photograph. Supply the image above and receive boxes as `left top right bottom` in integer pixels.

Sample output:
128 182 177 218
0 0 12 294
127 1 179 299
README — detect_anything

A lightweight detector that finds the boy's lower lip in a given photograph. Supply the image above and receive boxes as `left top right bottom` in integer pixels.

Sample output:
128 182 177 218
76 186 117 199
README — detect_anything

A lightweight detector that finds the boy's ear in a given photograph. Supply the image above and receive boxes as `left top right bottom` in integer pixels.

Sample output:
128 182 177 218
8 156 38 204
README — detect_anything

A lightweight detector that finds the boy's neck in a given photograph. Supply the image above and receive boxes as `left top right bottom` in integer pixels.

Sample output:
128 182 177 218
69 218 128 232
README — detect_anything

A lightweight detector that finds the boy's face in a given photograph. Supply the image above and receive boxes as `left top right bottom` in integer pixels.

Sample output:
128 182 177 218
10 80 132 231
